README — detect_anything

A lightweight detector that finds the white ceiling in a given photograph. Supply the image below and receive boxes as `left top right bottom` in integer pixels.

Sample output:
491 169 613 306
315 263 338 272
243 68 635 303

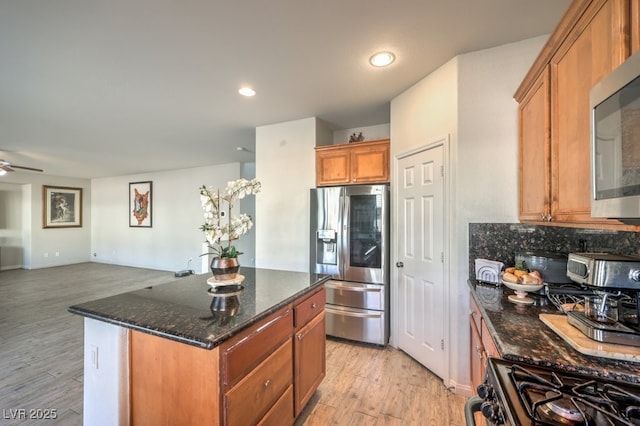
0 0 571 179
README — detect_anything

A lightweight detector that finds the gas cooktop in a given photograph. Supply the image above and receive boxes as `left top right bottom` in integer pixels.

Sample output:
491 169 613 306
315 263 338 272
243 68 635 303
477 357 640 425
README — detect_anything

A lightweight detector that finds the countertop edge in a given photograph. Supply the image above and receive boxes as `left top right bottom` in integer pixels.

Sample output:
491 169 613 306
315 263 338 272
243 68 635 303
69 274 330 350
468 280 640 383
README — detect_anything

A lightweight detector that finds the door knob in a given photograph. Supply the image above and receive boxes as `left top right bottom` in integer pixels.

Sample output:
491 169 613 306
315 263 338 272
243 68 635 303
396 261 404 268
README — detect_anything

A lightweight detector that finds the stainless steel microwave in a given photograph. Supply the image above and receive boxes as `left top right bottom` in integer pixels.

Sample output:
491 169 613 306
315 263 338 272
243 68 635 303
590 50 640 222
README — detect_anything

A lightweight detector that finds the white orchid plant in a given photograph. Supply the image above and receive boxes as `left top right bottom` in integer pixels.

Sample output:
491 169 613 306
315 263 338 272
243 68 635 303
200 178 261 258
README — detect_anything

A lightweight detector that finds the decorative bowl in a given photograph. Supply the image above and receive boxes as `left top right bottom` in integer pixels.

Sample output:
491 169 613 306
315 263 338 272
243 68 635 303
502 279 544 305
501 280 544 293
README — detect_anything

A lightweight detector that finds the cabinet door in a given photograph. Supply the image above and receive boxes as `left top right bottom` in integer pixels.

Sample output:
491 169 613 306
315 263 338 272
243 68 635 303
469 313 485 393
350 141 390 184
519 68 551 222
632 0 640 54
550 0 628 223
316 147 351 186
294 311 326 416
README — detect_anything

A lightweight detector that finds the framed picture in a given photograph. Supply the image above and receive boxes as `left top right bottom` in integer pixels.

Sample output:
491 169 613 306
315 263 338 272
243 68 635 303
129 181 152 227
43 186 83 228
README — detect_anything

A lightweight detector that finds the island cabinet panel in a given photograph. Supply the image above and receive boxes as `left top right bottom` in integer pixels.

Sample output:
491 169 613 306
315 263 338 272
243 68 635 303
224 339 293 426
315 139 390 186
221 306 293 388
127 283 326 426
130 330 221 426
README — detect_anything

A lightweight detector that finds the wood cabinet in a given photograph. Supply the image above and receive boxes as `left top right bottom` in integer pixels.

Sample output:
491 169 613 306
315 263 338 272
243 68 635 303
469 296 485 393
221 307 294 425
225 339 293 425
469 294 500 393
293 287 326 416
515 0 635 229
315 139 390 186
130 285 326 426
519 67 551 222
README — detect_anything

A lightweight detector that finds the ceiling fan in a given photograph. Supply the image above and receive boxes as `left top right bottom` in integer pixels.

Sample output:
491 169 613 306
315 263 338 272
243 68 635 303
0 159 44 175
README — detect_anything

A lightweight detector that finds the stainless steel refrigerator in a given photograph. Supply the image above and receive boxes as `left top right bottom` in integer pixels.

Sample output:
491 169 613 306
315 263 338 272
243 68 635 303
310 184 389 345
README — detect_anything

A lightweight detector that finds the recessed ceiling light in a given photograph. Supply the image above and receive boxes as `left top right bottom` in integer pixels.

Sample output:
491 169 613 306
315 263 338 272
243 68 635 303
369 51 395 67
238 87 256 97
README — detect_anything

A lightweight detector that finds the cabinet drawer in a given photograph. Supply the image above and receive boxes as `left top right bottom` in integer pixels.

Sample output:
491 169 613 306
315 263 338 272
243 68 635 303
294 287 325 329
224 339 293 426
258 384 294 426
221 306 293 387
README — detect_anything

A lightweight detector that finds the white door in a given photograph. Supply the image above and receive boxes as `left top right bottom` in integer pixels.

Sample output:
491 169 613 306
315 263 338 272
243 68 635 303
396 143 446 379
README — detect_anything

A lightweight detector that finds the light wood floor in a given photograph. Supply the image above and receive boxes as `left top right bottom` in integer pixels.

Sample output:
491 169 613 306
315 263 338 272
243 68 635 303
0 263 465 425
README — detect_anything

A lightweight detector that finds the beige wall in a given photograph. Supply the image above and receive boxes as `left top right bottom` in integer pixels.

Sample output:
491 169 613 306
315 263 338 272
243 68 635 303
390 35 548 392
255 117 326 271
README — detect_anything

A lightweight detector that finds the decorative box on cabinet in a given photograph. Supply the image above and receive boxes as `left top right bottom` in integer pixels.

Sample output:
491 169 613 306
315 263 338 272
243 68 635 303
315 139 390 186
515 0 636 230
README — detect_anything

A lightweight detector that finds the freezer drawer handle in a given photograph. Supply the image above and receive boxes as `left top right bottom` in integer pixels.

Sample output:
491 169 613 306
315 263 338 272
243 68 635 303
396 261 404 267
325 307 382 318
325 283 381 293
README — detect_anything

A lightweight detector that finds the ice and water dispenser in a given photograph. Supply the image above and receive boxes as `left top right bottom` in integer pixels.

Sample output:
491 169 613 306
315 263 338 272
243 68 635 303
315 229 337 265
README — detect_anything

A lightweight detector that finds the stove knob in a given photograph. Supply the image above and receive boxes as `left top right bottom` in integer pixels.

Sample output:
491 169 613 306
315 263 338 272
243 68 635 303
477 383 493 399
631 269 640 282
481 401 499 421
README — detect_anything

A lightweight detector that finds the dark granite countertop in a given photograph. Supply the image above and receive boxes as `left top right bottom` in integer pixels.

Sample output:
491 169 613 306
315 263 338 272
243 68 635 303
69 267 330 350
469 280 640 383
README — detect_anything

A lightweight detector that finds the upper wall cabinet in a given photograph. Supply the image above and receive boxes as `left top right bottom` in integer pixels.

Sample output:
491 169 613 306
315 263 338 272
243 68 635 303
519 67 551 222
315 139 390 187
515 0 636 230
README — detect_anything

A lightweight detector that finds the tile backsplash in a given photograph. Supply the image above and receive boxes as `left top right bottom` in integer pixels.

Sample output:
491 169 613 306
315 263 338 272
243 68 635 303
468 223 640 279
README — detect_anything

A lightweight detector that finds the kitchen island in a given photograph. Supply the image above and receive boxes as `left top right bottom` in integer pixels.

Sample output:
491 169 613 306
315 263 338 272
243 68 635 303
469 280 640 384
69 267 330 426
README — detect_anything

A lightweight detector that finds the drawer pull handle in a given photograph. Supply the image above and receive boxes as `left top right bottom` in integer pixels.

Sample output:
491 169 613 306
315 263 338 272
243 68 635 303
264 380 271 389
311 302 317 309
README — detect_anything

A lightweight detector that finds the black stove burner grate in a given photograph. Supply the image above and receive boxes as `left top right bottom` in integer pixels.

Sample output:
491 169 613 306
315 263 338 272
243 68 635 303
510 364 640 425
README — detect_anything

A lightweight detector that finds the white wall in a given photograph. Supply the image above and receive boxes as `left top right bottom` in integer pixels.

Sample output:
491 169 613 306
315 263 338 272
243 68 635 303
390 56 459 385
333 123 390 144
452 35 547 389
233 162 257 267
91 163 241 272
0 173 92 269
390 35 547 392
0 183 23 269
255 117 329 271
